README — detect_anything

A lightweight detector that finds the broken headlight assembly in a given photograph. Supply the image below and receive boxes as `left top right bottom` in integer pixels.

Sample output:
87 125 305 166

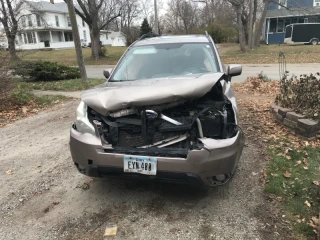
74 101 95 135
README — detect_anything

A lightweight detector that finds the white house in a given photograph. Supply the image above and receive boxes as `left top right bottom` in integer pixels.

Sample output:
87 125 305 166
0 31 8 49
110 32 126 46
14 1 126 50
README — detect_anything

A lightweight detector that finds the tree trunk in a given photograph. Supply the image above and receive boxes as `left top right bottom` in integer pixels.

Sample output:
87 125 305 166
255 0 269 47
88 1 103 60
237 6 246 52
248 0 254 49
8 35 18 60
249 0 258 49
90 25 103 60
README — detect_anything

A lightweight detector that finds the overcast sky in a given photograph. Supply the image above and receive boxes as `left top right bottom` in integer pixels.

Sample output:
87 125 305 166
51 0 170 14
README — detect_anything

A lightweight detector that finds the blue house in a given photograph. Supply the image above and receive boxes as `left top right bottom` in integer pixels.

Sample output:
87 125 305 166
265 0 320 44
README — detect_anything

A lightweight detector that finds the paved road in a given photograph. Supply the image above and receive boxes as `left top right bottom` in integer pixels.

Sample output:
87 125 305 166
86 63 319 82
0 100 289 239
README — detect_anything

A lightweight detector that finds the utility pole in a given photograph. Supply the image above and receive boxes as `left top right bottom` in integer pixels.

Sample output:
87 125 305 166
65 0 88 83
154 0 158 34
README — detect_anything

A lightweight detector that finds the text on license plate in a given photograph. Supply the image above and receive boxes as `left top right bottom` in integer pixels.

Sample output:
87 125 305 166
123 156 157 175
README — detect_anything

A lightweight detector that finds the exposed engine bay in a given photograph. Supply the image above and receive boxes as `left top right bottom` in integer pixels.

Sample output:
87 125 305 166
87 82 238 158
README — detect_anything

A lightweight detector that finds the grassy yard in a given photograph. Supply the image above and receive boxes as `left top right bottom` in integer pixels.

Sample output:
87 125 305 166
265 137 320 237
2 43 319 66
220 43 320 64
0 78 105 127
9 46 127 66
19 78 106 91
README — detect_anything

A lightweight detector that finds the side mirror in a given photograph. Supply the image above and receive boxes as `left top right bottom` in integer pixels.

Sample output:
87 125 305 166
226 64 242 82
103 68 113 79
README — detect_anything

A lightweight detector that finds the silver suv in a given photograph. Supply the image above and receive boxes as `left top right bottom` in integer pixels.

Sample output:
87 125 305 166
70 33 244 187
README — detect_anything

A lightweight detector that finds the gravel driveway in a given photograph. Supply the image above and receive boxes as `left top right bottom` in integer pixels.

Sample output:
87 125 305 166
0 100 289 240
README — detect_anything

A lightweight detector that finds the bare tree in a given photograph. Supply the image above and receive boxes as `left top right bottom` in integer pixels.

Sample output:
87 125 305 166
70 0 122 60
167 0 198 34
119 0 141 44
0 0 23 60
228 0 246 52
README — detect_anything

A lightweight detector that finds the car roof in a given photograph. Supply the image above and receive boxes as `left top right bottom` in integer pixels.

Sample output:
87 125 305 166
133 35 210 46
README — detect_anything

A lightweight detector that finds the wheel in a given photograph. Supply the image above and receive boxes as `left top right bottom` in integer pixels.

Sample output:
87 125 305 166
310 39 319 45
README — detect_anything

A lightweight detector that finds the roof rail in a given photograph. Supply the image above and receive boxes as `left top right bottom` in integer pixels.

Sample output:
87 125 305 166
139 33 160 40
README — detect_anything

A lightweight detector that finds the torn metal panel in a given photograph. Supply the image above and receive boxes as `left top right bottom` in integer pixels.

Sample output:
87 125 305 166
81 72 224 115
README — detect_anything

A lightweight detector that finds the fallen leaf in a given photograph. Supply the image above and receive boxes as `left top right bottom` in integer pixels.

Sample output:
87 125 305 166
312 216 319 225
305 200 311 207
283 171 291 178
22 107 28 115
313 181 320 186
263 169 267 178
285 155 291 160
303 166 308 170
5 170 14 175
296 160 301 165
104 226 117 236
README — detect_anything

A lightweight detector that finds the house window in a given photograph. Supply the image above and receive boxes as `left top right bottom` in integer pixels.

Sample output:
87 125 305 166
65 32 73 42
278 0 287 9
269 19 277 33
36 15 41 27
83 30 87 41
67 16 71 27
277 19 285 32
28 15 32 27
22 17 26 28
106 33 108 39
55 16 59 27
27 32 36 44
82 20 85 27
22 33 28 44
314 0 320 6
304 18 309 23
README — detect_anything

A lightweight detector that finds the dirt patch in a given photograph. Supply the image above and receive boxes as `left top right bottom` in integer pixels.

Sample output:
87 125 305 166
0 95 293 239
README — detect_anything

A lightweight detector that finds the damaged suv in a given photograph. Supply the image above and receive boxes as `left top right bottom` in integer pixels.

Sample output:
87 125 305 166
70 34 244 187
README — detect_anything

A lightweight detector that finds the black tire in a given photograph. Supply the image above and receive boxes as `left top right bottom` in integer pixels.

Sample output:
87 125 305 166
310 39 319 45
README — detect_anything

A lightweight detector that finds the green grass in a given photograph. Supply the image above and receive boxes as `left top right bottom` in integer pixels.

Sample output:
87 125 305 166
265 137 320 238
219 43 320 64
18 78 106 92
2 43 319 67
10 87 69 106
0 46 127 66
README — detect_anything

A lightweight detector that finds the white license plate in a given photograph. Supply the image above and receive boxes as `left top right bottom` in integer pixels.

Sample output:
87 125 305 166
123 156 157 175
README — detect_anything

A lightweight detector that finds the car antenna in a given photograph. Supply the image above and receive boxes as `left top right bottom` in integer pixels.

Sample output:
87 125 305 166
205 31 210 41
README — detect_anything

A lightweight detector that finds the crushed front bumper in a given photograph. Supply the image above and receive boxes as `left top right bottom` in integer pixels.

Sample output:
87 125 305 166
70 128 245 187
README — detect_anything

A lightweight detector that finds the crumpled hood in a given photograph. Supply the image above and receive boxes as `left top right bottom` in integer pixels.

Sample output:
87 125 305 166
81 72 224 115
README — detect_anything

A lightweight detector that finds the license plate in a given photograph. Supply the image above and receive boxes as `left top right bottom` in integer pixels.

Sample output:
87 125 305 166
123 156 157 175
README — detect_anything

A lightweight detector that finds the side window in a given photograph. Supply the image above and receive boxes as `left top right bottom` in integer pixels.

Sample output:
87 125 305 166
55 16 59 27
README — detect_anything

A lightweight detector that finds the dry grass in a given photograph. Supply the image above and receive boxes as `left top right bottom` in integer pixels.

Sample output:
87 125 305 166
0 46 127 66
219 43 320 64
2 43 319 66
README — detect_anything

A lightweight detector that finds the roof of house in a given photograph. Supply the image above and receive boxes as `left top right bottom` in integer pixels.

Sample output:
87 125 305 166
267 7 320 18
110 32 125 38
25 1 71 14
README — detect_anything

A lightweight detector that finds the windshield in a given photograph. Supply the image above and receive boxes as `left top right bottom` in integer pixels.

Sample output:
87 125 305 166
110 42 220 81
